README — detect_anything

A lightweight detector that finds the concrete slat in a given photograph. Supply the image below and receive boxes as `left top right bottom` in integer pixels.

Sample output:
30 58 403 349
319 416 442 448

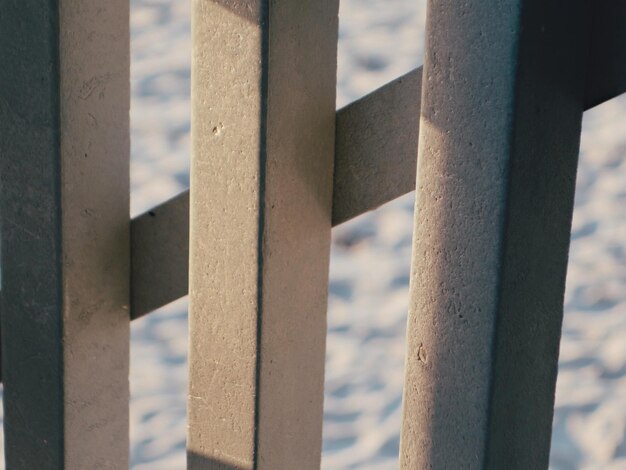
0 1 130 467
400 1 590 468
187 1 339 468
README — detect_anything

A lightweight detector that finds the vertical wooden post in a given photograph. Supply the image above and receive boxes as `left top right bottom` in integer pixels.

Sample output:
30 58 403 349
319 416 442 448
0 1 130 468
400 1 590 468
188 0 339 468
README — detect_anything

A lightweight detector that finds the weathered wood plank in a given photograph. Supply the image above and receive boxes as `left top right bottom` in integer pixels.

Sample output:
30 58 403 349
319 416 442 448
187 0 339 468
0 1 130 467
400 1 590 468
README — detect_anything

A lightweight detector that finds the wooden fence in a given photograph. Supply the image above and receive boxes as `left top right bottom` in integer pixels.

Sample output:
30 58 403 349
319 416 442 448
0 0 625 468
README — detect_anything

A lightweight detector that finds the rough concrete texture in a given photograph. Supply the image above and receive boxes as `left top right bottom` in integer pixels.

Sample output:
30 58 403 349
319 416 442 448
188 0 338 468
400 0 590 468
0 0 130 468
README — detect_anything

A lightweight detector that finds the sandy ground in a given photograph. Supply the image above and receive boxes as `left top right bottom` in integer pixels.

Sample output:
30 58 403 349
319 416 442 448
2 1 626 468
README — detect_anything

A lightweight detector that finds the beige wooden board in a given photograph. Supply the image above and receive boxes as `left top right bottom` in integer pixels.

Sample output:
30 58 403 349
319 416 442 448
0 1 130 467
400 0 590 468
187 0 339 468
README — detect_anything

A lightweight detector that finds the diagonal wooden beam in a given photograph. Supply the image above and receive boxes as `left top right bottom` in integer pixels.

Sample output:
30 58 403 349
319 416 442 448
332 69 422 225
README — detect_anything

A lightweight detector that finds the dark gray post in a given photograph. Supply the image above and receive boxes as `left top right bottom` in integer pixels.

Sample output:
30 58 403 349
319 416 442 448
0 1 130 468
400 1 590 468
188 0 339 468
